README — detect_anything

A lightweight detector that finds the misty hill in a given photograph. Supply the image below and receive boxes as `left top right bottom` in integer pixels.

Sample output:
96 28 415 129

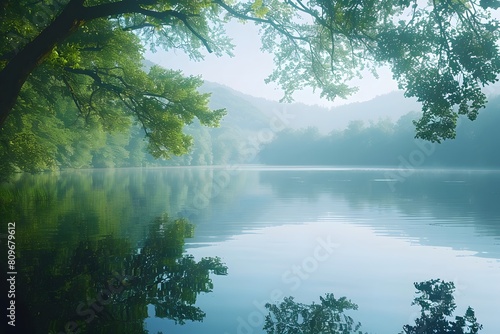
88 62 500 168
200 81 422 133
147 58 424 134
258 94 500 168
199 81 271 132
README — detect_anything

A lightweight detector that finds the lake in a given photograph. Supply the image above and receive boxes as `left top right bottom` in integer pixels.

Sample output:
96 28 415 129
1 166 500 334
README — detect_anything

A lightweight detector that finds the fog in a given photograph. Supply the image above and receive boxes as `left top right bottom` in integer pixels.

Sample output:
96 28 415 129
144 21 399 108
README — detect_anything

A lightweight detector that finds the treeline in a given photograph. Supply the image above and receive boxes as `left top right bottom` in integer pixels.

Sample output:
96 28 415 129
259 95 500 168
0 95 252 181
4 87 500 181
87 120 252 168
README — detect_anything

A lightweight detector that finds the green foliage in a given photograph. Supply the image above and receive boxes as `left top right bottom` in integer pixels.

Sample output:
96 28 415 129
0 75 272 178
374 1 500 142
138 67 226 158
264 294 366 334
1 1 226 180
402 279 483 334
1 0 500 148
0 94 125 180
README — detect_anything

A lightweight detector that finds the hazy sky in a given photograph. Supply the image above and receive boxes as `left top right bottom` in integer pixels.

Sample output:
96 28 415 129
144 21 400 107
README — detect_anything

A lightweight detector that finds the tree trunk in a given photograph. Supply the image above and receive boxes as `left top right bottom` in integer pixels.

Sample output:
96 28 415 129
0 0 86 128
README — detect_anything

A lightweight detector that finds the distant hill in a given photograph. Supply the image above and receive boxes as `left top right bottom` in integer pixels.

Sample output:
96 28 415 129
145 58 424 133
146 58 500 135
141 61 500 168
200 81 422 134
199 81 271 132
325 92 422 131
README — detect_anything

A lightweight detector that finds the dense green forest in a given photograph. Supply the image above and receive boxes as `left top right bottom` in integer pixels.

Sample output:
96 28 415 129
3 0 500 178
3 74 500 178
258 95 500 168
0 79 272 181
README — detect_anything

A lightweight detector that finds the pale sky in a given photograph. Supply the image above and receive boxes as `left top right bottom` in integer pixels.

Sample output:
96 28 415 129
144 21 400 107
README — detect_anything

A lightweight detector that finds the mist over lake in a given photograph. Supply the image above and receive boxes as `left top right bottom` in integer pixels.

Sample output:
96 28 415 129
2 167 499 333
3 84 500 334
5 2 500 333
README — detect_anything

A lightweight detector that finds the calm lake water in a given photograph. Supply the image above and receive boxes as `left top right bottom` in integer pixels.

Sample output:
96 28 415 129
1 166 500 334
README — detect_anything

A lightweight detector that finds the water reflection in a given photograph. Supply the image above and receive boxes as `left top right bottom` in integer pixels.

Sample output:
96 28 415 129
402 279 482 334
258 169 500 256
2 168 500 333
2 213 227 334
259 169 500 228
264 279 482 334
264 293 364 333
0 168 250 242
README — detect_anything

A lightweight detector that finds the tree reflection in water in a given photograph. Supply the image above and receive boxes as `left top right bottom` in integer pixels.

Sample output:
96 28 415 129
15 214 227 333
402 279 482 334
264 294 364 334
263 279 482 334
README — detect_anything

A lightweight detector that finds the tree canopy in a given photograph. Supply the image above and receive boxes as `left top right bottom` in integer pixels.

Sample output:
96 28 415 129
1 0 500 176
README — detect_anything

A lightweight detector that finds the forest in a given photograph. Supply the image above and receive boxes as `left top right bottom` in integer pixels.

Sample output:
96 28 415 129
2 1 500 333
3 0 500 181
5 89 500 179
0 80 262 181
258 95 500 168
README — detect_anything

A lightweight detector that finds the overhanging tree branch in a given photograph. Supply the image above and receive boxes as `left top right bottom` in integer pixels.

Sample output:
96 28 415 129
0 0 86 128
0 0 214 129
213 0 309 42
